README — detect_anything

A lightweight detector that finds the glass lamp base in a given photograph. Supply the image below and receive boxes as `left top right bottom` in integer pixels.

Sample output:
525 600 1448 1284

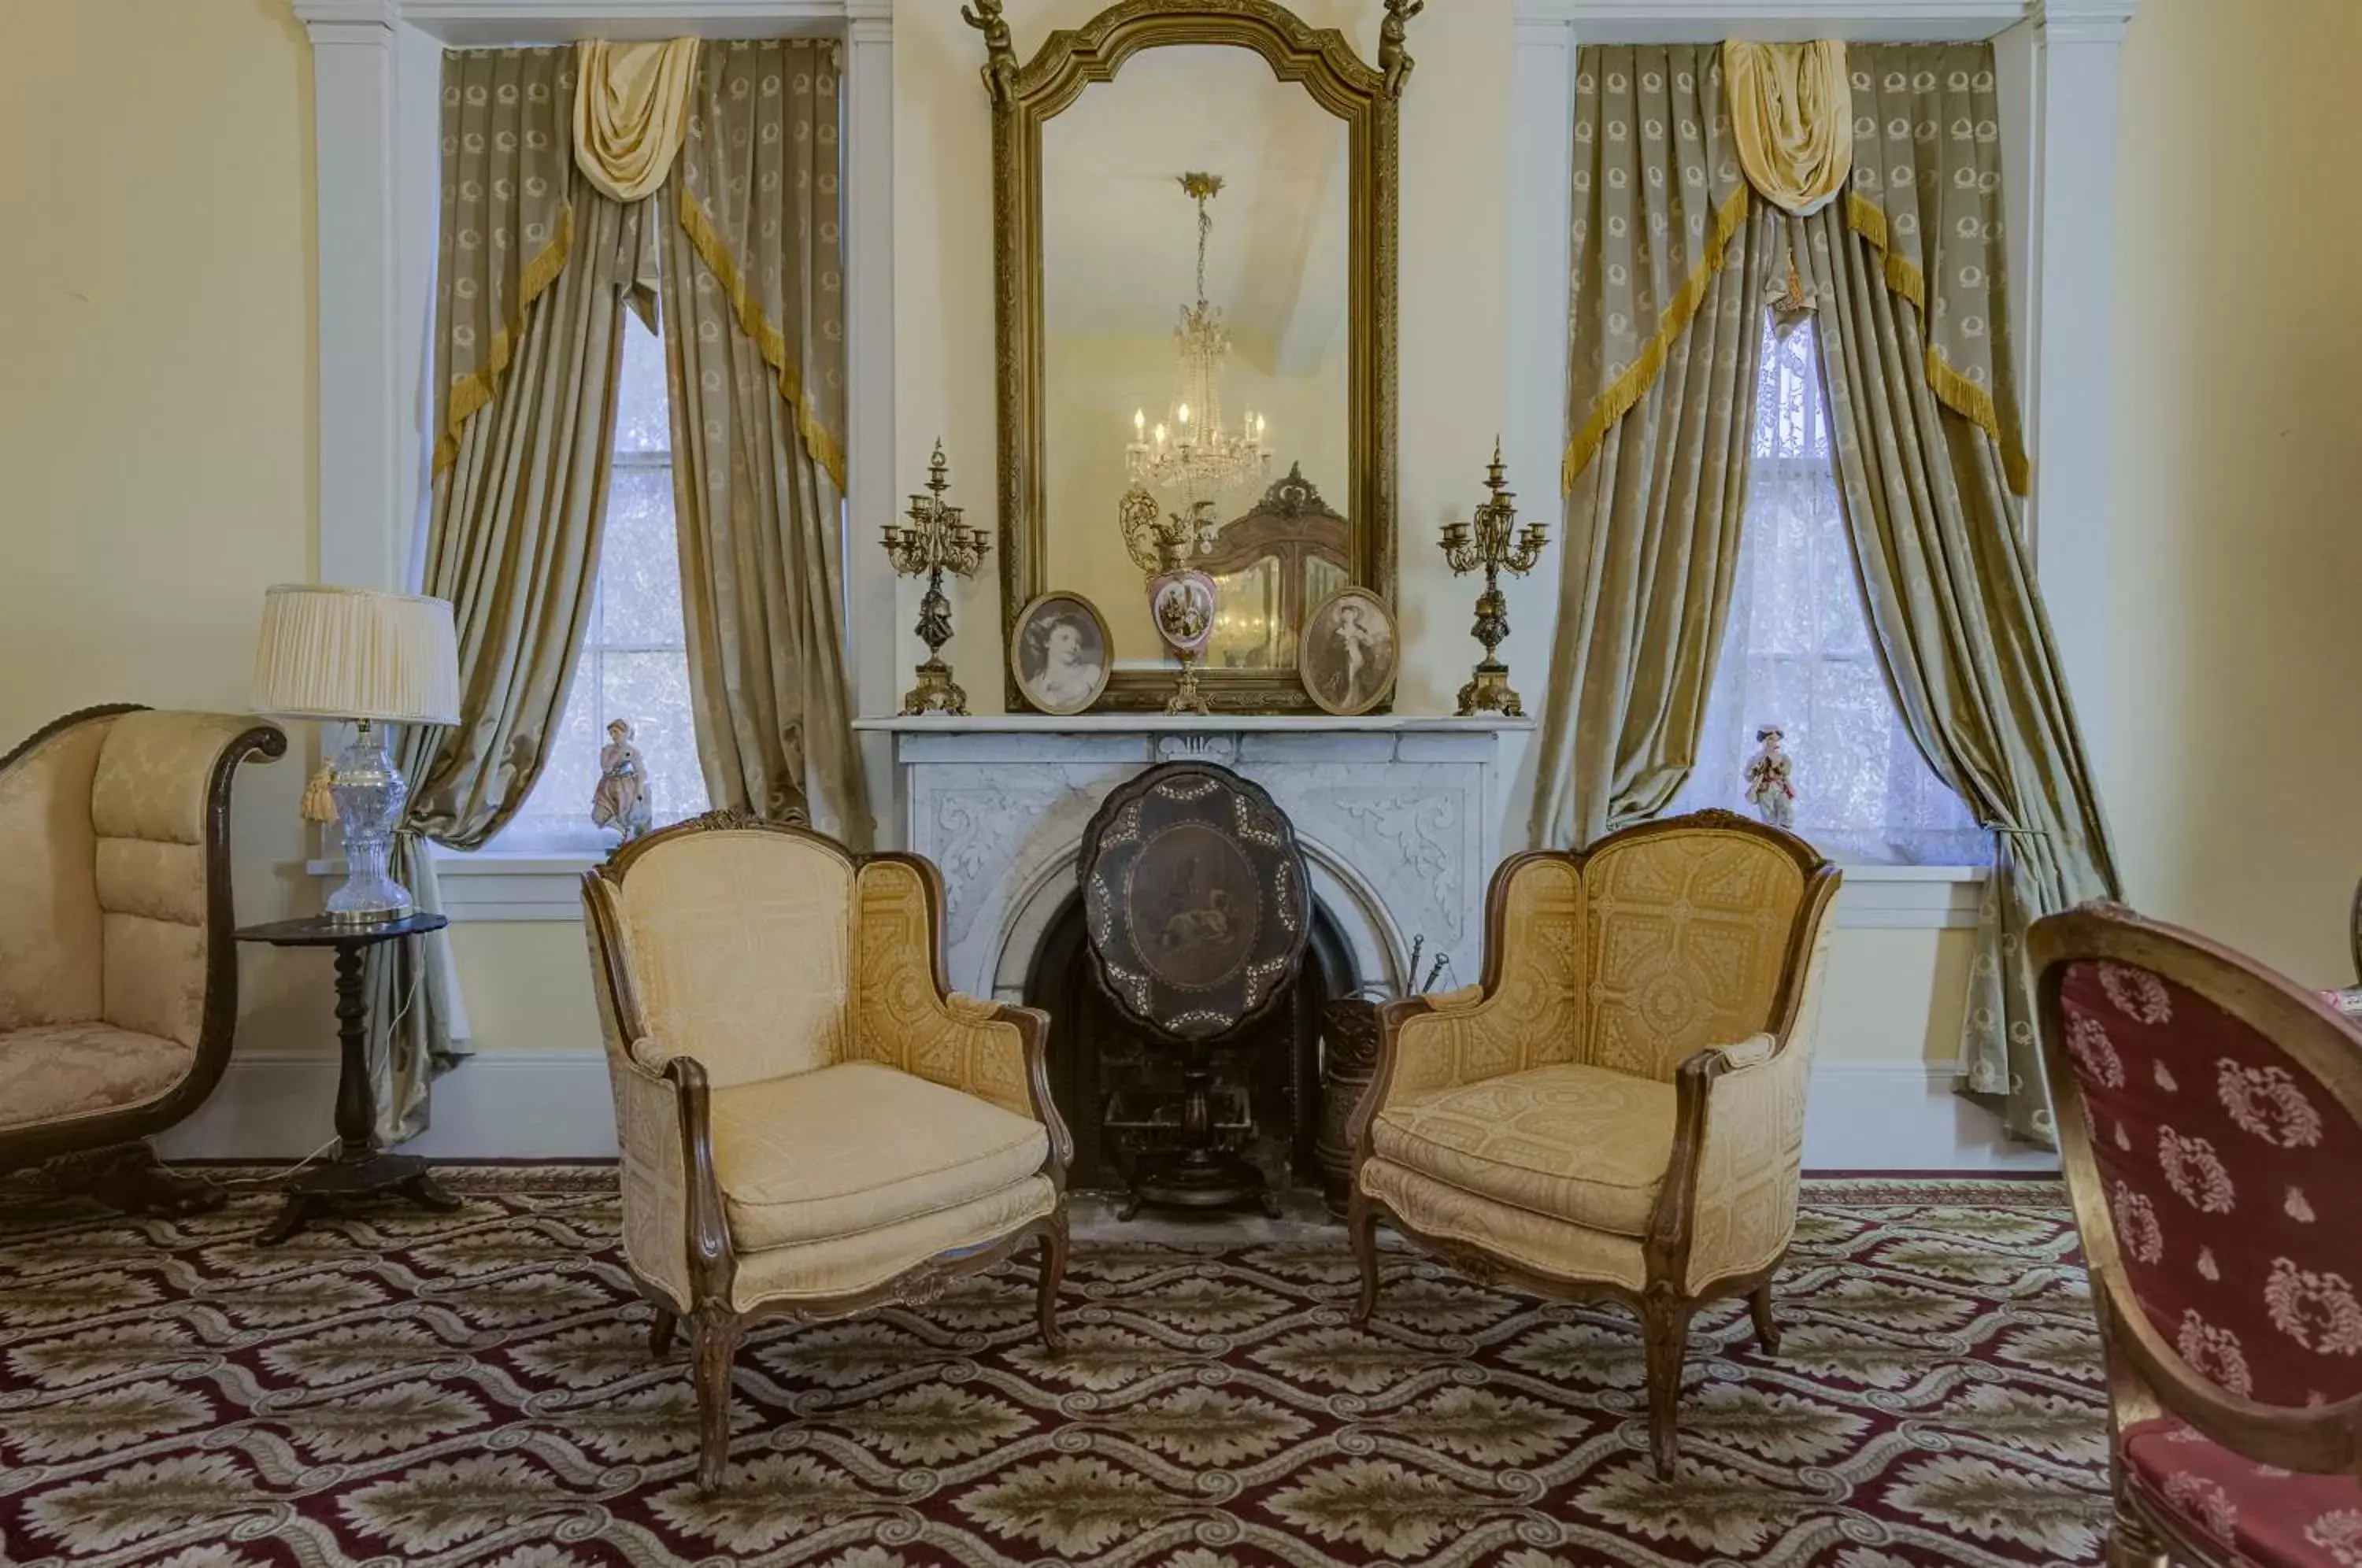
327 721 414 923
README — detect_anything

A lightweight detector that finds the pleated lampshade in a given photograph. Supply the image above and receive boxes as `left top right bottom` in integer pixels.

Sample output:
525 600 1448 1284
252 584 461 726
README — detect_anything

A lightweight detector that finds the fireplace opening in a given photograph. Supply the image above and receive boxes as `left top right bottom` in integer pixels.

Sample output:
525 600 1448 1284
1023 890 1360 1199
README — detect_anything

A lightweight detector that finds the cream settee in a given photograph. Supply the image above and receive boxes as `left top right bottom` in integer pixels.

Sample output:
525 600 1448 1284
0 704 284 1205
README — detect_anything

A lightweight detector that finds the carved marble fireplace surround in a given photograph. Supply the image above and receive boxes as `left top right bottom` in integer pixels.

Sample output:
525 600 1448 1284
854 716 1531 1004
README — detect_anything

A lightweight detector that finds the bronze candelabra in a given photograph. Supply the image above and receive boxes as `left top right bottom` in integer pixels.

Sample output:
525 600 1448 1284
1440 439 1549 717
881 442 991 716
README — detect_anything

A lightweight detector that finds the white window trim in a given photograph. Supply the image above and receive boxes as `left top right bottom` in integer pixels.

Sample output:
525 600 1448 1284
1505 0 2138 799
291 0 897 857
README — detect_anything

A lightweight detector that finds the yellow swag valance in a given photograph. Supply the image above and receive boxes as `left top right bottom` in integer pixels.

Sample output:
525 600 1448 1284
574 38 700 203
1725 41 1851 216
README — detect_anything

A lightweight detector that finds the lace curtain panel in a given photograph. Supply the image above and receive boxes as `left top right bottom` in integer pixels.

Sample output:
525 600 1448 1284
1669 313 1986 867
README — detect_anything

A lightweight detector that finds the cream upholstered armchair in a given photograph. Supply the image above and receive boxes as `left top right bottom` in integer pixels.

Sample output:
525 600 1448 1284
1348 810 1840 1477
582 812 1072 1490
0 704 285 1209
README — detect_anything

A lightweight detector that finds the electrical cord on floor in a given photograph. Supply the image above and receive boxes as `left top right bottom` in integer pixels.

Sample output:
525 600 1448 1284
151 958 427 1193
150 1135 343 1193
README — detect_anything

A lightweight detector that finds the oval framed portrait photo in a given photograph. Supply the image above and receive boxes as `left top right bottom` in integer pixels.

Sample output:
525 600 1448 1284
1010 592 1113 716
1298 586 1398 717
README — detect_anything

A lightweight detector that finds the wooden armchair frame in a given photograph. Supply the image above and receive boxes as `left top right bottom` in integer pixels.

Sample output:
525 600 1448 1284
582 810 1073 1491
1346 808 1840 1477
2029 903 2362 1567
0 703 286 1209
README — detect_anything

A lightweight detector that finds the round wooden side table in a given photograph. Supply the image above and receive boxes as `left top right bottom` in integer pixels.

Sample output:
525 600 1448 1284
235 912 464 1244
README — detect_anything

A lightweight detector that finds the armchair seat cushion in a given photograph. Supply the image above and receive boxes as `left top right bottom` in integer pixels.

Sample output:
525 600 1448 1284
1358 1158 1648 1292
2123 1415 2362 1566
1368 1062 1676 1237
731 1174 1057 1311
0 1023 192 1133
711 1062 1050 1252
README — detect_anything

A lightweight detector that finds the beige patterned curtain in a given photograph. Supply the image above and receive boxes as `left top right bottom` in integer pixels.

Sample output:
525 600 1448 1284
1534 46 1780 847
661 39 868 845
1836 46 2030 493
1800 43 2118 1142
431 48 576 475
372 46 653 1143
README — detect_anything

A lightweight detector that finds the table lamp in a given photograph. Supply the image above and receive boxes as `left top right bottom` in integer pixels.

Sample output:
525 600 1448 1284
253 584 461 922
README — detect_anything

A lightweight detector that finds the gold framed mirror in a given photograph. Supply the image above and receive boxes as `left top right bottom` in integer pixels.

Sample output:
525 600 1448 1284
968 0 1410 714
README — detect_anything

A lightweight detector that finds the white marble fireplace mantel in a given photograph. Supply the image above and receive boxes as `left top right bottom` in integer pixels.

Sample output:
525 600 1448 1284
854 713 1533 1004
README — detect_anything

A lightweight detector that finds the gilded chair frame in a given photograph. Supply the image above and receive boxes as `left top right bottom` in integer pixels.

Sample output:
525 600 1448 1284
582 810 1074 1492
1346 808 1842 1477
2028 903 2362 1568
973 0 1404 713
0 703 286 1205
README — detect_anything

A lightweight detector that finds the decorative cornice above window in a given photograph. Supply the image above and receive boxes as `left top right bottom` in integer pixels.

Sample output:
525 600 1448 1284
1512 0 2064 43
2033 0 2140 44
294 0 872 46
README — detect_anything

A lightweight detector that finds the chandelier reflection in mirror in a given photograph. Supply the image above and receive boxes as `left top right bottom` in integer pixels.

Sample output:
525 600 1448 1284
1124 173 1274 512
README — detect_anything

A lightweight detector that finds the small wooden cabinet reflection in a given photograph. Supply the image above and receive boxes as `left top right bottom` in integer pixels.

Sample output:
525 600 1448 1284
1201 464 1351 671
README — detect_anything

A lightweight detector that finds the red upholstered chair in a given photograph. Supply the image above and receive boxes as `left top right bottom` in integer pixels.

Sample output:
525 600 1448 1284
2031 904 2362 1567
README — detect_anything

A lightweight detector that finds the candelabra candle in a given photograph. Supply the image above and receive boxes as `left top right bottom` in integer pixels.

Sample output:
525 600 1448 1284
1440 438 1549 719
881 440 991 716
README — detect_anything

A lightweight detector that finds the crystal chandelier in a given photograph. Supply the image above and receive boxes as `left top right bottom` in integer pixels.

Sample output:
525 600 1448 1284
1124 172 1273 510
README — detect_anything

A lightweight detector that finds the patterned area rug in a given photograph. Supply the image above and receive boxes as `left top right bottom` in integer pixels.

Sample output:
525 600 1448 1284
0 1170 2110 1566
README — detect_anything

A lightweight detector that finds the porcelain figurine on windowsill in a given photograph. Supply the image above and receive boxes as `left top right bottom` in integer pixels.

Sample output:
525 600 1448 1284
1744 725 1797 831
592 718 653 844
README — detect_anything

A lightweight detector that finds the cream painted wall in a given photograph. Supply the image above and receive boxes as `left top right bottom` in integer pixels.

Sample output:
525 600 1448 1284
0 0 328 1054
448 923 603 1055
2108 0 2362 987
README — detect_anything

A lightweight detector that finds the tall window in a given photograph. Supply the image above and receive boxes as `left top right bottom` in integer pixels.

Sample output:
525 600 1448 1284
1668 315 1986 867
490 317 709 853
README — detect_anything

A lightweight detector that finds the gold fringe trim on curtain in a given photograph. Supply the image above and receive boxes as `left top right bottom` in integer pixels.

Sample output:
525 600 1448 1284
1927 349 2031 495
1560 183 1753 496
1843 191 1924 310
1844 190 2031 494
677 187 850 491
433 203 577 476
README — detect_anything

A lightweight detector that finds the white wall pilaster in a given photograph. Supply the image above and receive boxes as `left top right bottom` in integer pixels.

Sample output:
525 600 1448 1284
1501 7 1579 853
2023 0 2137 771
843 0 901 844
298 1 413 593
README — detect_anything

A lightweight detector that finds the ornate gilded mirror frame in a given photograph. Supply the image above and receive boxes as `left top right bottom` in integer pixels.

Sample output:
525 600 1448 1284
969 0 1409 714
